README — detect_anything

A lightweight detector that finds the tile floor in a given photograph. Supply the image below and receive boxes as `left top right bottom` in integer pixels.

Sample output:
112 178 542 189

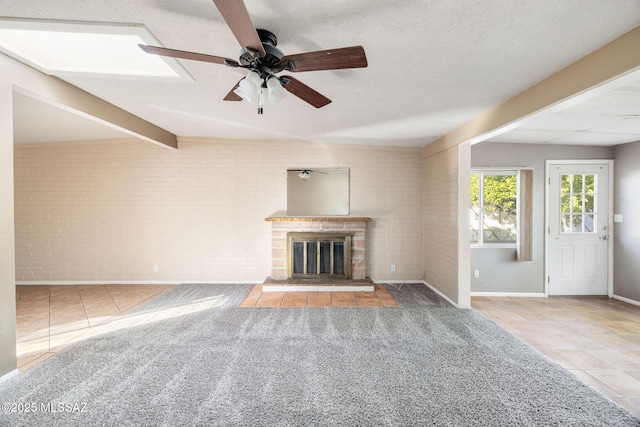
15 284 173 371
239 284 398 307
472 295 640 417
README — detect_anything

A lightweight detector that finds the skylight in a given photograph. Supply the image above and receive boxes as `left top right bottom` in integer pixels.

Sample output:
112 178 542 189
0 18 193 81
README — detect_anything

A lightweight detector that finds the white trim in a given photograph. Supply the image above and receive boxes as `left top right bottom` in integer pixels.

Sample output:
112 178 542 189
16 280 260 286
470 167 534 172
422 281 460 308
613 294 640 307
0 369 19 384
19 279 429 286
469 168 518 249
470 244 517 249
372 279 426 284
376 280 461 307
544 160 614 297
607 162 615 299
471 292 546 298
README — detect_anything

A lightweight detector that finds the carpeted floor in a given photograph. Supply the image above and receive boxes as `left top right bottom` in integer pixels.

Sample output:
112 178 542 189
0 283 638 426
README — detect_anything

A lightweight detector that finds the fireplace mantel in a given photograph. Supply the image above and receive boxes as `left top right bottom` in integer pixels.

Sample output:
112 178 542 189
265 216 372 222
265 215 371 280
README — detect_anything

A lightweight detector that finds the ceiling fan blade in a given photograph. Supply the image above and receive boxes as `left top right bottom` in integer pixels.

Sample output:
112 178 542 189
281 76 331 108
139 44 233 65
212 0 266 57
223 80 243 101
281 46 367 72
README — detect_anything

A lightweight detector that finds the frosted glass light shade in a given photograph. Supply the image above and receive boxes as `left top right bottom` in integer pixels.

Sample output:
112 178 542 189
233 70 262 102
265 77 286 105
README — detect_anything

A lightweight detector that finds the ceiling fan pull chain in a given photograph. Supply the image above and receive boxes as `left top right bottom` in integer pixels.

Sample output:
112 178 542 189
258 86 264 115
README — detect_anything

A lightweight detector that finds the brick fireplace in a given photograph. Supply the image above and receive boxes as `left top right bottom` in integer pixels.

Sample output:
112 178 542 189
265 216 371 280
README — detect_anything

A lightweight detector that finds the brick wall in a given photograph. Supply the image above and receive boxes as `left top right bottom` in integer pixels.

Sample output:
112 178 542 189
14 138 424 283
423 145 459 302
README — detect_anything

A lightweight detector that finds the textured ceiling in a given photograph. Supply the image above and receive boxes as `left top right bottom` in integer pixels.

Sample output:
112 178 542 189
5 0 640 147
488 74 640 145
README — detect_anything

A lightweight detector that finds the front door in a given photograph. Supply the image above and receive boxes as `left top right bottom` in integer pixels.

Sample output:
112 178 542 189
547 162 611 296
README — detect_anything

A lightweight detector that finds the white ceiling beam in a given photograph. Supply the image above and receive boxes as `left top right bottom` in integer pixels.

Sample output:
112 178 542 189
2 53 177 149
424 26 640 157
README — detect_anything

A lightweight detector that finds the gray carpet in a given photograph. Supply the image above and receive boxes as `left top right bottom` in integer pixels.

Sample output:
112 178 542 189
1 283 639 427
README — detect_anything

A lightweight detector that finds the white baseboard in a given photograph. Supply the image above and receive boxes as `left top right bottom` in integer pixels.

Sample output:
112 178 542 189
372 279 424 284
19 279 425 286
421 281 459 308
369 279 461 308
15 280 261 286
470 292 546 297
0 369 19 384
613 294 640 307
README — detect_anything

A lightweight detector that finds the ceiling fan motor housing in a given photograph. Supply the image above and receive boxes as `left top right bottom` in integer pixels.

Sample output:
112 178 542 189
239 29 285 72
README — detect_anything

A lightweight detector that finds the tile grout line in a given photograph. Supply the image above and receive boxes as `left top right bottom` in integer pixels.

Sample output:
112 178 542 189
77 285 93 330
103 285 123 313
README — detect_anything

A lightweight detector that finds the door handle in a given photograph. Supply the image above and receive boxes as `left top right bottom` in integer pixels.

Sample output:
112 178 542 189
599 235 610 240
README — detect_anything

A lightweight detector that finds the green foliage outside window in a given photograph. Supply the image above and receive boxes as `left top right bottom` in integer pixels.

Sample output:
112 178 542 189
560 174 596 233
470 172 517 244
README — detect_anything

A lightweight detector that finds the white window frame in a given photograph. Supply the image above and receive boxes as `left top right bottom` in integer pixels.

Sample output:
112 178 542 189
470 169 519 249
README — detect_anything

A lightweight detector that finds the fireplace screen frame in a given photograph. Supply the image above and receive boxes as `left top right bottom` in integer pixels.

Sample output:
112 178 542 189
287 233 352 279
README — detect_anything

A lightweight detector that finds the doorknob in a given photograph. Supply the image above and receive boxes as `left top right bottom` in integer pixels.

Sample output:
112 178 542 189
599 235 610 240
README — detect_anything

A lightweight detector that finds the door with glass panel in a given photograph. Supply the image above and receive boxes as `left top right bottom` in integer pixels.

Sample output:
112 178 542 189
547 163 610 295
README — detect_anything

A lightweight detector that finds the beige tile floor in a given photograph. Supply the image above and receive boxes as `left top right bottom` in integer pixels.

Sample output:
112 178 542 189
15 284 173 371
472 295 640 417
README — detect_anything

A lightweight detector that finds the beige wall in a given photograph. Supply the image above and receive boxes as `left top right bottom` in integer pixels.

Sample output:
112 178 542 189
0 85 17 378
470 142 614 294
423 145 460 304
14 138 424 283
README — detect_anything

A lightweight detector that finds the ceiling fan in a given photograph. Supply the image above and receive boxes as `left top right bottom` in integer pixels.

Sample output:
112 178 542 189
288 169 328 181
139 0 368 114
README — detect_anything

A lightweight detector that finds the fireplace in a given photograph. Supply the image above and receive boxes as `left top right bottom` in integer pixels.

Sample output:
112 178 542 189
265 215 371 280
288 233 351 279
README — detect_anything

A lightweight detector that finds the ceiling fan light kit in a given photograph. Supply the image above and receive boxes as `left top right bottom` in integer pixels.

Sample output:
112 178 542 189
290 169 328 181
139 0 367 115
232 68 287 114
298 170 311 181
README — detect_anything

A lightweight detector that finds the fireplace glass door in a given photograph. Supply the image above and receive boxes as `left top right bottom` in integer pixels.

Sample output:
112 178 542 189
288 233 351 279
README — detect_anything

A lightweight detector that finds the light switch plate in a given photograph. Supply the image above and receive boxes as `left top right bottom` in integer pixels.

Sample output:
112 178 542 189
614 214 623 223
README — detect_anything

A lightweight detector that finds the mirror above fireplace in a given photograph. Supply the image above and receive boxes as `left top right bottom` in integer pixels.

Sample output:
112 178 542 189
287 168 349 216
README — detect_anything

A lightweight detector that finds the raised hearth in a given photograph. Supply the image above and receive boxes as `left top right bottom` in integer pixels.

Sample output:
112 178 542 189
262 277 375 292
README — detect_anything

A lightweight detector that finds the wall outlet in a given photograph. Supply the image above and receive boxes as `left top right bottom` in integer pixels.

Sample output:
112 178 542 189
153 264 159 272
473 269 480 278
391 264 397 272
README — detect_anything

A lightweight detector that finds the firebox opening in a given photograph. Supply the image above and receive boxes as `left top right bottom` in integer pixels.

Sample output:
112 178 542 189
287 233 352 279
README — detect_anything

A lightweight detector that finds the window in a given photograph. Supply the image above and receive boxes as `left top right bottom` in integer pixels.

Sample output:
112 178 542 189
560 173 597 233
470 171 518 246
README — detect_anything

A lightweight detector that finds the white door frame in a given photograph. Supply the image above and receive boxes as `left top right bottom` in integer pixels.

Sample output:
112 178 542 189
544 160 614 297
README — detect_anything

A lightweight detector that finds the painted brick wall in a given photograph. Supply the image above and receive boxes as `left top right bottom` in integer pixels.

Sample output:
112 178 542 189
14 138 423 283
423 145 459 302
